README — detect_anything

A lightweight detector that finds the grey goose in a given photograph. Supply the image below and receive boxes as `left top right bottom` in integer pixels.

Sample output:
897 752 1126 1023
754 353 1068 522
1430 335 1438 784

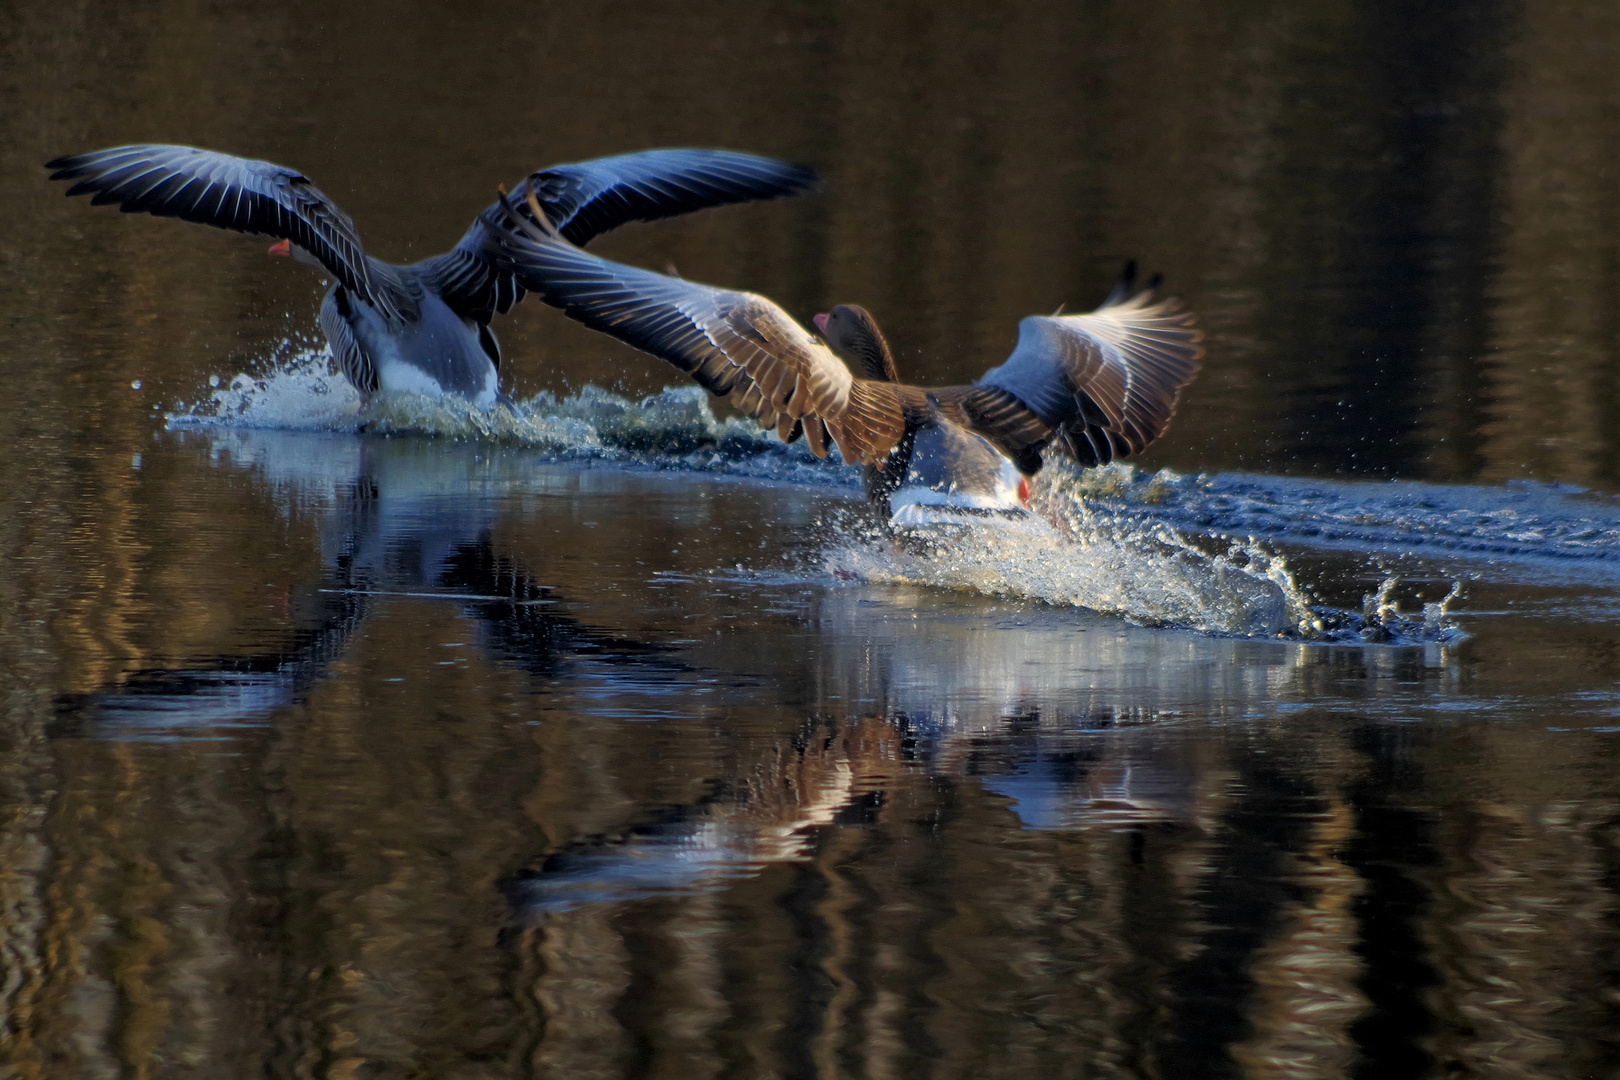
487 185 1202 516
47 144 818 409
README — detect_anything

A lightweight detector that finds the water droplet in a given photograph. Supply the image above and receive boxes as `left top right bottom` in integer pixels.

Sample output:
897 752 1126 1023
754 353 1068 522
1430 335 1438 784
130 379 142 390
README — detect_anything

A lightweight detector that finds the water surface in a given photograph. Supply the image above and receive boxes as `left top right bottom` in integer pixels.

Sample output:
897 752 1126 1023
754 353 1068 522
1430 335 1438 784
5 2 1620 1077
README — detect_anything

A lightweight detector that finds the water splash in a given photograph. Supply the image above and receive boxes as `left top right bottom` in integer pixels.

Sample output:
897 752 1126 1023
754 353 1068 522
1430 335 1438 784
826 510 1308 637
166 344 845 484
826 463 1465 642
165 347 1469 642
170 342 364 431
1336 575 1467 644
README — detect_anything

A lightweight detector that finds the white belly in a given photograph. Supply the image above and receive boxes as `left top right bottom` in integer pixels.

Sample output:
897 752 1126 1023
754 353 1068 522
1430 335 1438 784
352 288 501 411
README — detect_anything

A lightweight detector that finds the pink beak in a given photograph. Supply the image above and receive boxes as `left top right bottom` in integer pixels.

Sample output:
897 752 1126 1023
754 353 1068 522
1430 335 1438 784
267 239 292 257
812 312 829 334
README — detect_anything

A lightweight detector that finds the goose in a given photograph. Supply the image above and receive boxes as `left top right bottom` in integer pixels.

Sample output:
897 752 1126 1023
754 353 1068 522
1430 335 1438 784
811 302 1053 525
46 144 818 409
485 184 1202 516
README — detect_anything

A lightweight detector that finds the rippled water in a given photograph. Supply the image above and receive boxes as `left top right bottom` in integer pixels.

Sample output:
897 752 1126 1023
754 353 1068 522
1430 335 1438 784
7 2 1620 1078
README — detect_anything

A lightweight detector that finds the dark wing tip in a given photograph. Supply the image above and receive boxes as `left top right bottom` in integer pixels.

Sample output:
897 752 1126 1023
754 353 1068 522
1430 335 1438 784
776 160 822 195
646 148 821 194
46 146 157 181
45 151 99 180
1101 260 1140 306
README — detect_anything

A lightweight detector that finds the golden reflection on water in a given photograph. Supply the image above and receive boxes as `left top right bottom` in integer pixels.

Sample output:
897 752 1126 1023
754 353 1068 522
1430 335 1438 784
1230 788 1366 1080
1482 0 1620 486
1 430 1618 1074
12 606 1620 1076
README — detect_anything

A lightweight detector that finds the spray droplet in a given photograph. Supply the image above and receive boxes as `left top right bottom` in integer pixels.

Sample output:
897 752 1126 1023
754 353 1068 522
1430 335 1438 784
130 379 142 390
131 454 142 470
209 374 221 388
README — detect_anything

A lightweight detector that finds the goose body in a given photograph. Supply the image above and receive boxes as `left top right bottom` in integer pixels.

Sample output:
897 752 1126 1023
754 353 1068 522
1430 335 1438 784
486 190 1202 518
808 306 1034 521
322 277 501 405
47 144 818 408
885 422 1031 525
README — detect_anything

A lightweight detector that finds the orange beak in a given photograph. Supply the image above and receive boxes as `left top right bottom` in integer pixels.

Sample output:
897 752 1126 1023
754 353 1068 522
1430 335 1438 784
1017 477 1031 507
267 239 292 257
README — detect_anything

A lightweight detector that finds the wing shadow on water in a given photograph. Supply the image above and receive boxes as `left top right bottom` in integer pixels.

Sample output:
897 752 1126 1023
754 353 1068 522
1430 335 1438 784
49 432 679 739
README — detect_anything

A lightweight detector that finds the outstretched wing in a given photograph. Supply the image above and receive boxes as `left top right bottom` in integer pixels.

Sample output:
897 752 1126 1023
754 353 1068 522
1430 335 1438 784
46 144 411 320
964 277 1203 470
538 149 820 246
422 149 819 325
490 218 916 465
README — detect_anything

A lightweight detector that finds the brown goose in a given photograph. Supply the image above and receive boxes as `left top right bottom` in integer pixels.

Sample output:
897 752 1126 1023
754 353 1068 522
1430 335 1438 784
487 185 1202 506
46 145 818 409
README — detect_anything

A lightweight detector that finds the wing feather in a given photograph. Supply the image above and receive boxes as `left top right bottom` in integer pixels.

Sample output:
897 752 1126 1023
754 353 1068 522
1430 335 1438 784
47 144 411 320
973 282 1203 470
490 221 915 465
538 149 820 247
420 149 818 324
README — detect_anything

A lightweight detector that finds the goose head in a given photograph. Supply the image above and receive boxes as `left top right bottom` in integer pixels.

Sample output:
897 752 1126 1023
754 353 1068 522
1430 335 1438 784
813 304 900 382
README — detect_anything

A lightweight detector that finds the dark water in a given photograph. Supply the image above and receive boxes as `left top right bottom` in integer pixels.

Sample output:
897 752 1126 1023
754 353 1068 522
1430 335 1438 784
6 2 1620 1077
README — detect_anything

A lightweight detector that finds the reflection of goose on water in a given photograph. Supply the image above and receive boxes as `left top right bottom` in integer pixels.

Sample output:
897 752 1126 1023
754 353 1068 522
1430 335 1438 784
506 708 1214 918
488 188 1202 521
506 716 892 916
51 434 675 737
46 145 817 408
508 588 1273 918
